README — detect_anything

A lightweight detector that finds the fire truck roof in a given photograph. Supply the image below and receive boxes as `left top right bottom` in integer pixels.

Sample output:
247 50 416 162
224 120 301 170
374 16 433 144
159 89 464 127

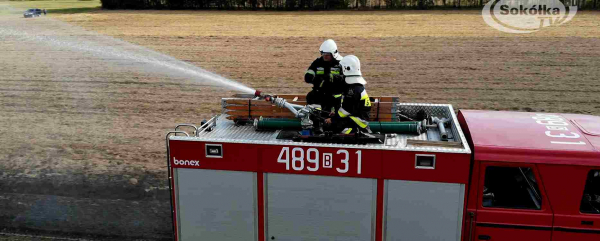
459 110 600 166
174 103 472 154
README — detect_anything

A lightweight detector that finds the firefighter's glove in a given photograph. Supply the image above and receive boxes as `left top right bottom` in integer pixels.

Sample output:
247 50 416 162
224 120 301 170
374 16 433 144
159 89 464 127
304 73 314 84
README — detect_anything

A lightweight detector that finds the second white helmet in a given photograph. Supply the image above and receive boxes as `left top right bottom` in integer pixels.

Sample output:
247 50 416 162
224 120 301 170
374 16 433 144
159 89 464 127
319 39 343 61
340 55 366 85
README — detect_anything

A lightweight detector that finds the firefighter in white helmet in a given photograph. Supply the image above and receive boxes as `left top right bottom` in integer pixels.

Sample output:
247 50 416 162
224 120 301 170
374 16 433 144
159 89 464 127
325 55 372 134
305 39 344 133
305 41 344 106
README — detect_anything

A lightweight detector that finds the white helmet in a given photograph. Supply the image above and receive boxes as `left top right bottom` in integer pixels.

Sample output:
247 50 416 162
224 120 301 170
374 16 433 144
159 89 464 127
340 55 366 85
319 39 343 61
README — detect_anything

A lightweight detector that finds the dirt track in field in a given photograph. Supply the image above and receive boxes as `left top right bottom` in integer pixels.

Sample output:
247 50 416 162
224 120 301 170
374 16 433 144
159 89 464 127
1 6 600 238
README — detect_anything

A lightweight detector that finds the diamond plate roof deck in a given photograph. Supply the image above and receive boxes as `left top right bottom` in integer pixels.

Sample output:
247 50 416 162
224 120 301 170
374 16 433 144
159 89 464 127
170 103 472 154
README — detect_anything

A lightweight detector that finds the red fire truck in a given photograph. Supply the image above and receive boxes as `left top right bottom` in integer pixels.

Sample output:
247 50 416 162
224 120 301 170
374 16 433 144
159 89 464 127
166 94 600 241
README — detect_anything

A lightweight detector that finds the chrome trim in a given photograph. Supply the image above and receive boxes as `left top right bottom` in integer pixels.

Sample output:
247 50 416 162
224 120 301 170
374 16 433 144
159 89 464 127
445 104 472 154
175 124 197 137
176 103 472 154
205 143 223 158
197 115 219 136
168 131 189 138
415 154 436 169
383 179 389 241
457 184 466 241
395 103 472 153
165 131 188 240
171 135 470 154
173 168 181 239
371 179 377 241
253 173 258 241
264 174 268 240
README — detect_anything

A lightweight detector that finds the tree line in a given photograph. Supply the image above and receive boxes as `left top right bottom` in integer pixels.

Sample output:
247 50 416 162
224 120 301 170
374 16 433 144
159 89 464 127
101 0 599 10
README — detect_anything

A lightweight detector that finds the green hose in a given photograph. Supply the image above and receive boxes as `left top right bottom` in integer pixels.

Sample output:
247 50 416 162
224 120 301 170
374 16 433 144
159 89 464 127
255 118 303 131
255 118 421 134
368 121 421 134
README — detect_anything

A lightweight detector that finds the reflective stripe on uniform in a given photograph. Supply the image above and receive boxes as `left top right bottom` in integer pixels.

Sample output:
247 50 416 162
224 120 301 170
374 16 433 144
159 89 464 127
338 108 351 118
316 67 325 75
360 90 372 107
333 94 342 98
342 128 353 134
331 67 341 74
360 90 368 100
306 69 315 76
349 116 368 128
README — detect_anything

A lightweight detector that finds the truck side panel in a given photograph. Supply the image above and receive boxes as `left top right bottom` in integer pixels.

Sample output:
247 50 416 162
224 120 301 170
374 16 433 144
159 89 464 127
385 180 465 241
174 168 257 241
168 139 471 241
266 174 376 240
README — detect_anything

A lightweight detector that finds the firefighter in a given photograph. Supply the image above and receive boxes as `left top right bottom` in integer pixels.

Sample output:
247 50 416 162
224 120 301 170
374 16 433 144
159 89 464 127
305 39 344 133
305 39 344 111
325 55 372 134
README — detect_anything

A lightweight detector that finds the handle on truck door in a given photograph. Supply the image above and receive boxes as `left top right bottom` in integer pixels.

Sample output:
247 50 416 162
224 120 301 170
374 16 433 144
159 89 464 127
478 235 491 240
582 220 594 225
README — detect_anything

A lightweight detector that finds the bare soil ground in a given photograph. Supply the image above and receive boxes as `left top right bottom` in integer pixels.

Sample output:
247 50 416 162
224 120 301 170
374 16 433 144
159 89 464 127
55 10 600 114
1 4 600 239
51 10 600 176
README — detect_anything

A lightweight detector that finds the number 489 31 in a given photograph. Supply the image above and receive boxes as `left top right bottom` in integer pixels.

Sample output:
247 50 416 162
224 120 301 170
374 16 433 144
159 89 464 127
277 147 362 174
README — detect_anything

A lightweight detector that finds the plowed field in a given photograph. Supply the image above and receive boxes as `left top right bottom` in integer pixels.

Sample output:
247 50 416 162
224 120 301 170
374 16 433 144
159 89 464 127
1 3 599 238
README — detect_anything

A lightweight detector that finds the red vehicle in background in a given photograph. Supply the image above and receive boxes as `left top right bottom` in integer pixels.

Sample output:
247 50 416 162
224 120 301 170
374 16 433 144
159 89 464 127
166 95 600 241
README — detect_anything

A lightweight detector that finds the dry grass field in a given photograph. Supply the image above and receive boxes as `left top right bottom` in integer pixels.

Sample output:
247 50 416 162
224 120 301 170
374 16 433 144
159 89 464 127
1 1 600 237
54 10 600 114
3 0 600 191
2 0 600 189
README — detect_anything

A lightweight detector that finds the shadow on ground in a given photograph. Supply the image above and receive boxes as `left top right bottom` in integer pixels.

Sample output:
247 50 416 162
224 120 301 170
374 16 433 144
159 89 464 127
0 172 173 240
